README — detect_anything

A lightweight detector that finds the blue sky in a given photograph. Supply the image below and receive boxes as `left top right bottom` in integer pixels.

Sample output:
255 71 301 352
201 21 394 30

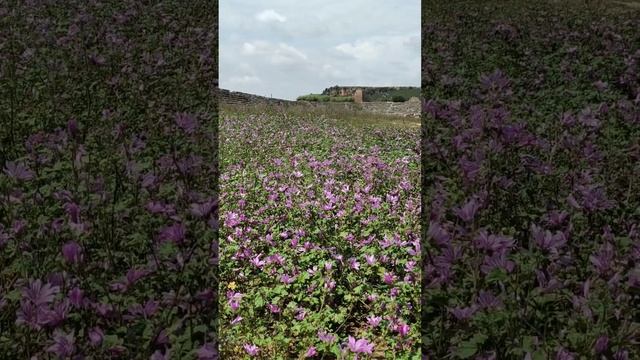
219 1 420 100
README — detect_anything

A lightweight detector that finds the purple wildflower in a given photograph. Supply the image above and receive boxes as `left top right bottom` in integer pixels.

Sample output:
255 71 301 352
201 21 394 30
473 230 514 253
89 53 106 66
396 323 410 337
190 199 217 218
43 299 70 328
589 242 615 275
449 305 477 321
61 241 83 264
347 336 374 354
0 226 8 248
3 161 34 181
531 224 567 252
22 279 59 306
110 267 150 292
157 223 187 244
196 343 218 360
318 330 336 343
224 211 242 227
455 198 480 223
480 253 515 274
305 346 318 358
16 301 46 330
175 112 199 134
594 335 609 354
367 315 382 327
151 350 170 360
67 118 80 138
614 349 629 360
280 274 296 284
243 344 260 356
46 330 76 359
250 254 265 268
476 290 503 309
88 327 104 347
230 316 243 325
555 348 575 360
68 287 84 308
428 221 451 247
364 254 376 265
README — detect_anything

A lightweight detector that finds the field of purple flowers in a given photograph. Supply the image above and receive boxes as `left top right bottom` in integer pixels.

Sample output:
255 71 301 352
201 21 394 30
0 1 218 359
219 105 421 359
422 1 640 359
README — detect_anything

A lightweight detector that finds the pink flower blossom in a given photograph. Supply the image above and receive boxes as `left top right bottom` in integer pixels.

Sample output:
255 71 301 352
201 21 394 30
243 344 260 356
305 346 318 358
347 336 374 354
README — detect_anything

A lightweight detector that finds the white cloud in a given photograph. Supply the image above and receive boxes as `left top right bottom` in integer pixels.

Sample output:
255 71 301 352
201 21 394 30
320 64 345 78
228 75 261 85
220 0 420 100
241 41 308 65
255 9 286 23
241 42 259 55
403 34 420 48
335 41 379 61
335 35 419 62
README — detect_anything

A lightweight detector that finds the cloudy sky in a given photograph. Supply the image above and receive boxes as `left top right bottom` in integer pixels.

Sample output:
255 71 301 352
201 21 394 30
220 1 420 100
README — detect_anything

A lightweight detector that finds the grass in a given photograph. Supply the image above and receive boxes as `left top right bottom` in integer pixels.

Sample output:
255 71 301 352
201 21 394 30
221 103 421 129
297 94 354 102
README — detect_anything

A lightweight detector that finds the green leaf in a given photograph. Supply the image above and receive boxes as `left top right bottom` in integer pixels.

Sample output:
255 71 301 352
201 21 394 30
254 294 264 308
103 334 122 347
455 334 488 359
331 344 341 357
142 322 154 341
485 268 508 283
532 350 547 360
455 341 479 359
522 336 535 353
3 289 21 302
192 324 208 335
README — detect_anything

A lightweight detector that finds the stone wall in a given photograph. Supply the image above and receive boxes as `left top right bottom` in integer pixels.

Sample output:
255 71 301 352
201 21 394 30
323 86 362 97
218 89 298 106
322 86 420 102
218 89 420 118
361 98 421 118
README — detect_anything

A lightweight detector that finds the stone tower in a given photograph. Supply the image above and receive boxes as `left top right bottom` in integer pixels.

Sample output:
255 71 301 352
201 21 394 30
353 89 363 103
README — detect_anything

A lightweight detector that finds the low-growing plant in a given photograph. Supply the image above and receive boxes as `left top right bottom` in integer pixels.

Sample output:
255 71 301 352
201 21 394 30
0 1 219 359
219 104 421 359
422 1 640 359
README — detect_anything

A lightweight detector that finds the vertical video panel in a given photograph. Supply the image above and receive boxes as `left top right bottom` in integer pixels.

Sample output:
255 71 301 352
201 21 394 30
422 0 640 358
219 1 421 358
0 1 218 358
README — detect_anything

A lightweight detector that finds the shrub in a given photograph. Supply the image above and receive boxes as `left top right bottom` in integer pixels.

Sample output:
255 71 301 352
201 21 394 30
329 95 354 102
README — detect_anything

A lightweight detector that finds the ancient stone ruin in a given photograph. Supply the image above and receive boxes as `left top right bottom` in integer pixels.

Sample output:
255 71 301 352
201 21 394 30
321 86 419 103
353 89 363 103
219 87 421 118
